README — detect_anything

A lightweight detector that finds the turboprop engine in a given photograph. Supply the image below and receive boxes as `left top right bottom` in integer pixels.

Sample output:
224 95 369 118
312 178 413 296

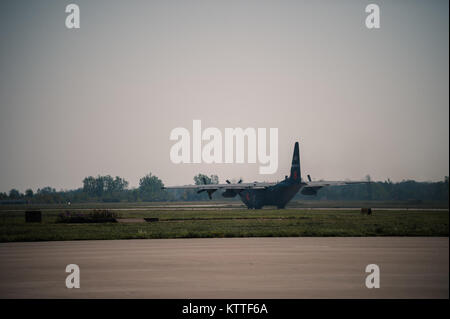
222 189 239 198
221 179 243 198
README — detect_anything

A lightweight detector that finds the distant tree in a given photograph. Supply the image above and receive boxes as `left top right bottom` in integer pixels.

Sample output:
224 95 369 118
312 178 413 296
25 189 34 198
102 175 114 193
8 189 21 199
139 173 165 201
37 187 56 194
438 176 449 201
194 174 219 185
109 176 129 193
83 175 129 198
126 188 139 202
365 174 372 200
210 174 219 184
82 176 97 196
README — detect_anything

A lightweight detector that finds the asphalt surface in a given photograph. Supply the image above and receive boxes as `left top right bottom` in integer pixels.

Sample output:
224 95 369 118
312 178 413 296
0 237 448 298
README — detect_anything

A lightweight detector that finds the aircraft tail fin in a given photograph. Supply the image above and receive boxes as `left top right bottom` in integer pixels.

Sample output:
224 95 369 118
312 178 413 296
289 142 301 183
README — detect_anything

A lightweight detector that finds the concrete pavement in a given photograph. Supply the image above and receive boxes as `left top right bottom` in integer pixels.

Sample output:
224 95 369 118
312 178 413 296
0 237 447 298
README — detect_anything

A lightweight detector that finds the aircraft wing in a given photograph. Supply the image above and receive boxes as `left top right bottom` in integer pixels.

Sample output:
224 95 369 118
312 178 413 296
304 180 368 187
300 180 369 195
163 182 277 191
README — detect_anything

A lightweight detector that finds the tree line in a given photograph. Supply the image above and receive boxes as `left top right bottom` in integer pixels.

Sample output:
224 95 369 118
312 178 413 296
0 173 219 204
295 177 449 202
0 174 448 204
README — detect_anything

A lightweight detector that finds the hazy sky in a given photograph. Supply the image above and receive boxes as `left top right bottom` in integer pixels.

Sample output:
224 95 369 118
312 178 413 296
0 0 448 192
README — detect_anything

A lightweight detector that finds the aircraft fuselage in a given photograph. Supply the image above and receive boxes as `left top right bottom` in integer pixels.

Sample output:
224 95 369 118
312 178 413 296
239 179 305 209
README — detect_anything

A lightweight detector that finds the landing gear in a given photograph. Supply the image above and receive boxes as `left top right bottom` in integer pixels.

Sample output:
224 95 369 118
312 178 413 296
246 205 263 210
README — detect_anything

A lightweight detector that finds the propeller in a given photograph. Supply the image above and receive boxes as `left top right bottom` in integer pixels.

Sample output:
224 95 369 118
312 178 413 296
226 179 242 184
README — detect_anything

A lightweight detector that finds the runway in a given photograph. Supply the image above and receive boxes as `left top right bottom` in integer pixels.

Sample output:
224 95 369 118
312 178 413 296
0 237 447 298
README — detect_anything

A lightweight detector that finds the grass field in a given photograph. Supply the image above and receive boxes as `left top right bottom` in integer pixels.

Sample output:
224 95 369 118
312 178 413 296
0 204 448 242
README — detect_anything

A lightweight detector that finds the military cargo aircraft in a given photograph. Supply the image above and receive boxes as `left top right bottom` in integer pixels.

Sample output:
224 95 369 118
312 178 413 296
163 142 367 209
